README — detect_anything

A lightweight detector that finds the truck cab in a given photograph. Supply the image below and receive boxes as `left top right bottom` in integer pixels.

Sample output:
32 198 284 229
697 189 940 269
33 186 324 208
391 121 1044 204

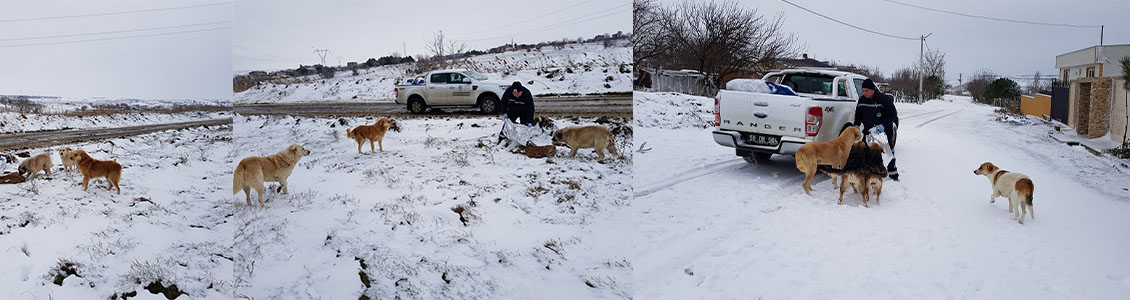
395 69 508 114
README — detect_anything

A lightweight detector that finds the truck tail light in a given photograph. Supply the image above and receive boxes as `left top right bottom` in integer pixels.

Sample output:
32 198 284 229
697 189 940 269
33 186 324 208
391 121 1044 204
805 106 822 136
394 87 398 96
713 96 721 126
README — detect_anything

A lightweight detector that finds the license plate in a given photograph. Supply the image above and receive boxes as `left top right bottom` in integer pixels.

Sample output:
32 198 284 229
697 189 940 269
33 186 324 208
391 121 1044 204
744 134 780 147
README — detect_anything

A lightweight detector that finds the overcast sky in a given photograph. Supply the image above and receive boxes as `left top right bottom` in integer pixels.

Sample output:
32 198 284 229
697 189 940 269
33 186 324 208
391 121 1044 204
659 0 1129 85
0 0 231 100
233 0 632 72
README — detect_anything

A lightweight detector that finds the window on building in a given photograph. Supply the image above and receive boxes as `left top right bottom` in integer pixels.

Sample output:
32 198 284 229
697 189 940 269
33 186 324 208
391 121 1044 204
1086 66 1096 78
1062 69 1069 81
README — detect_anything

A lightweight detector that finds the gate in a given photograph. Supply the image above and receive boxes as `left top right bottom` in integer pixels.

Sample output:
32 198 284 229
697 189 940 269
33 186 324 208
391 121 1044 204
1050 85 1070 124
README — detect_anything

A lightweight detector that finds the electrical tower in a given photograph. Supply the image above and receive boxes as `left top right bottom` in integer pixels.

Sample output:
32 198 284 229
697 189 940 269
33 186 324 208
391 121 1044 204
313 48 330 65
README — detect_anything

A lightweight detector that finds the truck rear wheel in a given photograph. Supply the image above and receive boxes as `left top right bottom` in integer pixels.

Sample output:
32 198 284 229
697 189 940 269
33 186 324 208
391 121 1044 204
408 97 427 114
478 94 500 114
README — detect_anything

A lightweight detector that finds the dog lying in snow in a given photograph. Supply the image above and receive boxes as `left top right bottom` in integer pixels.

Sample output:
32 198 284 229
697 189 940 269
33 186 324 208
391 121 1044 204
511 143 557 158
346 118 396 154
233 144 310 208
795 127 861 195
819 142 887 207
973 162 1035 224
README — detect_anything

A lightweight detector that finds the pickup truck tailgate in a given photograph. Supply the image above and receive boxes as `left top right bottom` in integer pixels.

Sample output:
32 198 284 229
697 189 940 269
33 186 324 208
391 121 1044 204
717 89 808 139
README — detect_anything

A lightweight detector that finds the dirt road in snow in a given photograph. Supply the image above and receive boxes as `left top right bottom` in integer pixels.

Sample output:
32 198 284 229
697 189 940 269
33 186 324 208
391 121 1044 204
0 118 231 150
233 95 631 117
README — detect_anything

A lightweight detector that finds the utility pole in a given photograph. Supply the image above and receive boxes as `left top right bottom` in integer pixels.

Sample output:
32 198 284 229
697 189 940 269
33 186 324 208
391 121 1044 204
918 33 932 103
402 42 407 57
313 48 330 66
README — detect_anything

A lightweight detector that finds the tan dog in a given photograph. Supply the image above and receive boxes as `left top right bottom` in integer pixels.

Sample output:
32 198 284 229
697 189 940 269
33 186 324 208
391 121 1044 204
795 127 862 195
233 144 311 208
18 153 53 180
65 150 122 194
58 147 77 175
346 118 394 154
512 143 557 158
551 125 619 161
974 162 1035 224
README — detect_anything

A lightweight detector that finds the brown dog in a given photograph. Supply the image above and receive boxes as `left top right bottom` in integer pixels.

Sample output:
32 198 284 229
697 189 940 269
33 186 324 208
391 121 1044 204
551 125 620 161
65 150 122 194
58 147 77 175
795 126 862 195
346 118 394 154
233 144 311 208
834 143 887 207
973 162 1035 224
1 172 26 184
18 153 53 180
512 143 557 158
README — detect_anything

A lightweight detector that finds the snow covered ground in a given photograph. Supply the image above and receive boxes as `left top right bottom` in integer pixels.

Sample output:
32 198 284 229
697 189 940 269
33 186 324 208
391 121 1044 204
235 41 632 104
633 92 1130 299
231 114 632 299
0 96 231 134
0 111 230 134
0 125 234 299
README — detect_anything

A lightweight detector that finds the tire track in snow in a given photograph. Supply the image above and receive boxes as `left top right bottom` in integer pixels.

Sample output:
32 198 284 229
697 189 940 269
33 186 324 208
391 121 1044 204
914 109 964 128
634 160 751 197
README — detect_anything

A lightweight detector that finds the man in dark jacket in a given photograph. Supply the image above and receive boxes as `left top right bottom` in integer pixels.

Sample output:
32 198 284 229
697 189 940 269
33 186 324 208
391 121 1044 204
855 78 900 180
500 81 535 126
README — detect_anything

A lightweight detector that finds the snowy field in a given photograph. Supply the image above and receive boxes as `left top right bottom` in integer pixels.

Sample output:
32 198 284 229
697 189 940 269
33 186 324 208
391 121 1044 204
234 41 632 104
0 96 230 134
0 111 230 134
633 92 1130 299
231 114 632 299
0 125 234 299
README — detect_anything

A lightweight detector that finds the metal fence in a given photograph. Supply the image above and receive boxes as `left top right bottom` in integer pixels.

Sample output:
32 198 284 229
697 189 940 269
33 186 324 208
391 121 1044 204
636 68 717 96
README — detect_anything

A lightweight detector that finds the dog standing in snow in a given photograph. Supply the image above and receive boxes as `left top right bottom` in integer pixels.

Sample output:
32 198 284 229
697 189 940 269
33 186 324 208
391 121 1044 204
233 144 310 208
65 150 122 194
795 126 862 195
551 125 620 162
58 147 77 175
18 153 53 180
346 118 395 154
973 162 1035 224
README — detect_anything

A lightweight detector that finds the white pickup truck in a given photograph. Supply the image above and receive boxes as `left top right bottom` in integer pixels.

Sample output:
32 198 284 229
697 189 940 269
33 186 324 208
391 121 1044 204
712 69 869 163
394 69 509 114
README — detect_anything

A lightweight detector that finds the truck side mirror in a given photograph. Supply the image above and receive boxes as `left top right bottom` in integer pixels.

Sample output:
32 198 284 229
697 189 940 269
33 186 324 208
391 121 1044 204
462 78 472 83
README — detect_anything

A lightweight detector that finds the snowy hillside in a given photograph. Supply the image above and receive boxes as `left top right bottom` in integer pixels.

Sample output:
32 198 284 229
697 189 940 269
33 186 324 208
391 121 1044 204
231 115 632 299
0 125 234 299
0 111 230 134
0 96 231 134
235 41 633 104
633 92 1130 299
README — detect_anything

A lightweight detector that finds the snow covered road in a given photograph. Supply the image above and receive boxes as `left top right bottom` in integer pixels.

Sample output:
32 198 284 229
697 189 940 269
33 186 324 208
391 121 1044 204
633 93 1130 299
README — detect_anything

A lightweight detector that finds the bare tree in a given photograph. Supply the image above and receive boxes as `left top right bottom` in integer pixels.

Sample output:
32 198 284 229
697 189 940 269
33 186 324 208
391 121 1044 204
424 30 468 69
966 69 996 102
918 47 946 81
1026 71 1051 95
887 67 918 101
653 0 801 91
633 0 665 68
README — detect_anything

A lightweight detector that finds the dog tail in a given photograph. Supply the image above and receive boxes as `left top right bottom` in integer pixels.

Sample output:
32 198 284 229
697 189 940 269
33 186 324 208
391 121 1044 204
345 128 353 138
232 165 244 195
1016 178 1034 206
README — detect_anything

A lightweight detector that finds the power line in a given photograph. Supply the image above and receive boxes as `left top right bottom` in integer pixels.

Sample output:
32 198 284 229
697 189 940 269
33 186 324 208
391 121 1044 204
0 2 232 23
233 44 302 62
0 21 231 41
780 0 918 40
0 27 230 48
878 0 1100 28
455 0 595 35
